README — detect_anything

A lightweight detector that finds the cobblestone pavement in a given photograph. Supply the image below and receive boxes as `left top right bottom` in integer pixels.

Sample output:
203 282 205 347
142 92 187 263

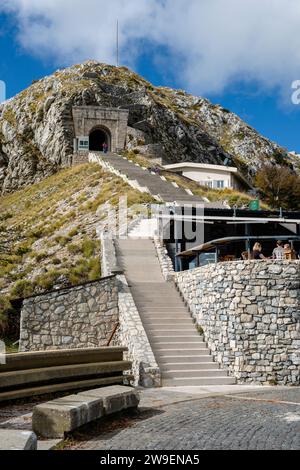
68 388 300 451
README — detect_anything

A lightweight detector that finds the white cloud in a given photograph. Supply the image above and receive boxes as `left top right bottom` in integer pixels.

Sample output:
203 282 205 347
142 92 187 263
1 0 300 98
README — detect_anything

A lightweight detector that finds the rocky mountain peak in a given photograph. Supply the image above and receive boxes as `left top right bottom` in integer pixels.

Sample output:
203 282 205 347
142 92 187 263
0 61 298 193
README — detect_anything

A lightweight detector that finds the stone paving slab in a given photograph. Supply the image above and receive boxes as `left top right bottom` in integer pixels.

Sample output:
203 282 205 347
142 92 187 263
1 386 299 450
225 388 300 405
66 387 300 451
0 412 32 431
138 385 271 408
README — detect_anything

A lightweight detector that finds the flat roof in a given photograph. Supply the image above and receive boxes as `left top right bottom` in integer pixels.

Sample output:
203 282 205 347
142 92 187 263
164 162 239 173
163 162 253 189
161 207 300 221
178 235 300 257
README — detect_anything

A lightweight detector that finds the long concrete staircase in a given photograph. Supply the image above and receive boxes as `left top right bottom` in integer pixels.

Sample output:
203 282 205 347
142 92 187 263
115 223 235 386
91 152 225 207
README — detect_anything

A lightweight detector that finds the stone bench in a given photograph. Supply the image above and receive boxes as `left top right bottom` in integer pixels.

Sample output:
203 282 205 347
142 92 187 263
0 347 133 403
0 430 37 450
32 385 140 438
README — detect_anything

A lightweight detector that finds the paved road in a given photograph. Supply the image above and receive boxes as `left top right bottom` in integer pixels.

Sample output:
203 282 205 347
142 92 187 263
68 388 300 451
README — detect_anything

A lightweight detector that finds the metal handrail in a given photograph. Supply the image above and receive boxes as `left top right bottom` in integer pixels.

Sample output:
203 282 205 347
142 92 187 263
107 322 120 347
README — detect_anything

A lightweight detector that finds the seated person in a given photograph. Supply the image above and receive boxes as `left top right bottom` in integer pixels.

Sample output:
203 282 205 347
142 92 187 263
252 242 267 260
241 251 249 260
284 243 296 260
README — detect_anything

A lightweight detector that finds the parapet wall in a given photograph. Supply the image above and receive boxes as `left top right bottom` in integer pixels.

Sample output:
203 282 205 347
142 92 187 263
175 261 300 385
19 277 118 352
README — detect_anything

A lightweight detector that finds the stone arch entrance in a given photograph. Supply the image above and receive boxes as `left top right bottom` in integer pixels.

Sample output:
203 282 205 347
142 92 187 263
89 127 111 152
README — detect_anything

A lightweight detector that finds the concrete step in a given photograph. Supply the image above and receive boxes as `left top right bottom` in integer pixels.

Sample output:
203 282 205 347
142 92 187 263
134 302 188 307
137 307 188 312
140 313 192 318
148 332 202 339
162 369 226 378
162 377 236 386
150 337 205 344
155 348 210 356
149 328 198 334
130 286 180 291
132 302 188 304
134 294 184 298
161 362 219 371
139 312 191 317
158 355 214 364
153 343 208 350
143 320 192 326
142 319 192 324
141 318 193 324
145 325 195 331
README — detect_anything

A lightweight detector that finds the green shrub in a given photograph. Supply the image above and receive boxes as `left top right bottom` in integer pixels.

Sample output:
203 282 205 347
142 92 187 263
0 296 11 334
67 243 82 255
10 280 35 299
82 238 98 258
68 256 101 285
54 236 71 246
87 257 101 281
27 228 45 239
68 228 79 238
0 212 13 222
35 270 62 291
35 252 48 262
14 240 33 256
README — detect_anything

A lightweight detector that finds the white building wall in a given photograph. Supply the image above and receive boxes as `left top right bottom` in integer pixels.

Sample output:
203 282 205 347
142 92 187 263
182 168 234 189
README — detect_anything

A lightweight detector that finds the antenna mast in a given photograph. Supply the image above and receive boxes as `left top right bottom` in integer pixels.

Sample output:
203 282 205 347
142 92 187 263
116 20 119 67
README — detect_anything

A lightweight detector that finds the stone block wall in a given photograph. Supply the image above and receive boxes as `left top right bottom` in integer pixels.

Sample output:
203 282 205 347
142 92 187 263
72 152 89 165
19 277 118 352
72 106 129 153
175 261 300 385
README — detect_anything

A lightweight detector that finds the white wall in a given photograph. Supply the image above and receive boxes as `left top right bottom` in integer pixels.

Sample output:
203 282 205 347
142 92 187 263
182 168 231 188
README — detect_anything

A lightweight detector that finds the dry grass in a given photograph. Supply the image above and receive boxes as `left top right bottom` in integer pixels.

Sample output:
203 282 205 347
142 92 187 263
0 163 156 337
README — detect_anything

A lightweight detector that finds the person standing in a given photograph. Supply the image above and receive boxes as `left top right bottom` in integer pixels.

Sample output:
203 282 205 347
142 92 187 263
102 142 108 154
272 240 285 260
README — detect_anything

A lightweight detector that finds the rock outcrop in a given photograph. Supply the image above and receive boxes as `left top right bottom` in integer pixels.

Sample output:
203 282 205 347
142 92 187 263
0 61 298 193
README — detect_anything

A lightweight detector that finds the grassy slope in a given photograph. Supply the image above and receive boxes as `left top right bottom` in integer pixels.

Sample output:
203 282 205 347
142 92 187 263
0 163 155 342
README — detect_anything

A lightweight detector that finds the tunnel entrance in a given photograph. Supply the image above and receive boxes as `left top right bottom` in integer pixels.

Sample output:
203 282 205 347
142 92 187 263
89 128 111 152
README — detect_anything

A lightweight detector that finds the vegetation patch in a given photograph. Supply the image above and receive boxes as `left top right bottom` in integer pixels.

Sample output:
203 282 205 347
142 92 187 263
0 163 156 340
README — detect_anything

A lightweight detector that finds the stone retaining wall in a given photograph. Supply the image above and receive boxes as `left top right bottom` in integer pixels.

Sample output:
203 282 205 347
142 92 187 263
19 277 118 352
175 261 300 385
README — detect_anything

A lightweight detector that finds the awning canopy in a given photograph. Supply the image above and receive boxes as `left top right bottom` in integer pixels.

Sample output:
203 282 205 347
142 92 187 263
177 235 300 257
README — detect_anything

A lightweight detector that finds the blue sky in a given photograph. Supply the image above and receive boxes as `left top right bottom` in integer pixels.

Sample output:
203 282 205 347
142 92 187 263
1 2 300 153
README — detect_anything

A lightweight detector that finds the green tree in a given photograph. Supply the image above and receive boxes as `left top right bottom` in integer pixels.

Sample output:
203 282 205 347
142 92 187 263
255 165 300 211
